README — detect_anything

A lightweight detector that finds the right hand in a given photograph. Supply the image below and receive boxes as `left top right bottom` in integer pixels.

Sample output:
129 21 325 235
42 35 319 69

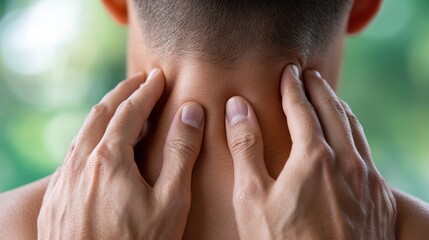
37 69 206 239
225 65 396 239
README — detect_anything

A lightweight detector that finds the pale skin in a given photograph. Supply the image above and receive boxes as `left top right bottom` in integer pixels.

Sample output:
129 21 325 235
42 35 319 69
36 64 396 240
1 0 429 239
226 67 396 239
37 70 206 239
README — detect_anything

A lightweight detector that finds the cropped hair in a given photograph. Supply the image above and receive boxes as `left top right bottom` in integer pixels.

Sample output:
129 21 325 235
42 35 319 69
134 0 352 65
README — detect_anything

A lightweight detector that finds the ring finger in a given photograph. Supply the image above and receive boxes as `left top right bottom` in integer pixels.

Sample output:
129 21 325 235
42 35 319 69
303 70 357 157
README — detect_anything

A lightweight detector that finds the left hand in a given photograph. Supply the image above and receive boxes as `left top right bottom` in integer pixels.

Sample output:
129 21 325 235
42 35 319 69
225 65 397 239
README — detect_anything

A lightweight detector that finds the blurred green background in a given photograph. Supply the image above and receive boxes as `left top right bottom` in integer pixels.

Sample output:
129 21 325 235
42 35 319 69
0 0 428 201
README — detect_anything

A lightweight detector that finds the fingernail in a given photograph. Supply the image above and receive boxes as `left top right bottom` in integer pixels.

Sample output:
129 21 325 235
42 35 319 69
313 70 322 78
291 64 300 78
181 104 204 129
281 65 300 97
147 68 160 81
226 97 249 125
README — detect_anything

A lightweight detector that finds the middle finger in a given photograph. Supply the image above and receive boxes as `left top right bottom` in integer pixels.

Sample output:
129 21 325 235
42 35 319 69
303 70 357 157
71 71 147 160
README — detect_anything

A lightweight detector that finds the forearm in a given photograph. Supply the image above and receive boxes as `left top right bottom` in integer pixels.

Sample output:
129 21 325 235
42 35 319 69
393 188 429 239
0 176 50 240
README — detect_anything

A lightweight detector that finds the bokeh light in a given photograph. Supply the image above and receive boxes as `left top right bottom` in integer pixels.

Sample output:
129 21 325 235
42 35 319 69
0 0 81 75
0 0 126 190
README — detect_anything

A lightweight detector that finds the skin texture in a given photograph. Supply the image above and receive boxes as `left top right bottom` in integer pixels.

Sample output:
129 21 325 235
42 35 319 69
37 70 206 239
226 66 396 239
1 0 429 239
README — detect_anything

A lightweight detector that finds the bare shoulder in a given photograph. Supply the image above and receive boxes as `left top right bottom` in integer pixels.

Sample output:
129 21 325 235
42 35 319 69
393 188 429 239
0 177 50 240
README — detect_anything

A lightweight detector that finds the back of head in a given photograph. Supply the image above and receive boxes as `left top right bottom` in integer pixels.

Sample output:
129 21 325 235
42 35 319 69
134 0 352 65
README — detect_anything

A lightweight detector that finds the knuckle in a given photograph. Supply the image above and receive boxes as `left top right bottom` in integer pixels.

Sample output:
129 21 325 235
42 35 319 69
161 183 191 209
89 144 115 169
230 132 258 155
308 141 335 171
62 153 82 177
345 156 368 186
351 159 368 178
117 98 138 114
167 138 199 160
81 104 111 135
312 141 335 162
323 96 344 115
340 100 363 129
89 103 110 120
348 113 364 132
351 154 367 170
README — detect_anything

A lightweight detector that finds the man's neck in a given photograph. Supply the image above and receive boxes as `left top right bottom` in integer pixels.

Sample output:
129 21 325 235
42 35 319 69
131 59 300 238
139 59 297 178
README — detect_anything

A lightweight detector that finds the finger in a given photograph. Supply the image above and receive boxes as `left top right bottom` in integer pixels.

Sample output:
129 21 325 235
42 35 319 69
64 136 76 163
280 64 324 147
155 102 205 193
340 100 374 166
72 72 146 159
101 68 165 152
44 168 61 199
225 96 271 190
303 70 356 156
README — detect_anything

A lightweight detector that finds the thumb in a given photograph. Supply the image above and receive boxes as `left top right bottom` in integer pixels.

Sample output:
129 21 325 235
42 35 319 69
225 96 270 193
156 102 205 195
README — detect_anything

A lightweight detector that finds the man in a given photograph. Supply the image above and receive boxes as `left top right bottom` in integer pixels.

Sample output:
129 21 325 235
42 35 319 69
1 0 428 239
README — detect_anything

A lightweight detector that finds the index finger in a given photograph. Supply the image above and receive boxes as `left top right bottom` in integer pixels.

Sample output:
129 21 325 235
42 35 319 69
280 65 324 147
101 68 165 149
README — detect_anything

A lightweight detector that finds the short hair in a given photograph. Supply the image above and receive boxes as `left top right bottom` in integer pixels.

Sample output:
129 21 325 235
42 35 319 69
134 0 352 65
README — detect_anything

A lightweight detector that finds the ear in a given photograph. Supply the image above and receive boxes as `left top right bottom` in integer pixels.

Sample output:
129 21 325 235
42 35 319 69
101 0 128 25
347 0 382 34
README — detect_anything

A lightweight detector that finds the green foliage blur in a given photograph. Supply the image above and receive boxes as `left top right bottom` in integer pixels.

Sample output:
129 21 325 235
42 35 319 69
0 0 428 201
